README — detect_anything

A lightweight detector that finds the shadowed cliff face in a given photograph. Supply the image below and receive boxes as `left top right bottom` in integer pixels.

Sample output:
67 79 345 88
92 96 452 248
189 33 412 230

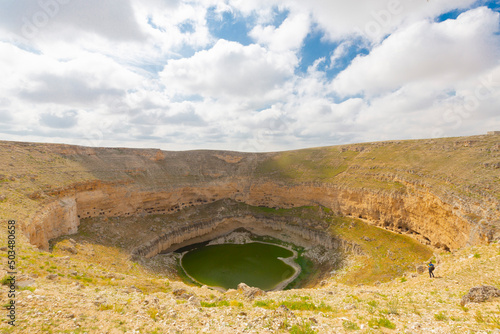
1 134 499 251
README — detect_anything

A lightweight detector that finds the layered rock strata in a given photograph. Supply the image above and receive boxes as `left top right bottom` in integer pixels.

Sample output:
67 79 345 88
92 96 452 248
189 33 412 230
132 215 363 259
26 179 482 252
3 135 497 252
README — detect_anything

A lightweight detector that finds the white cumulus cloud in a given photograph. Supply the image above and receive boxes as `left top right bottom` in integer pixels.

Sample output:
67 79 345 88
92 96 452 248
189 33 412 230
332 7 500 97
160 39 298 102
249 13 310 52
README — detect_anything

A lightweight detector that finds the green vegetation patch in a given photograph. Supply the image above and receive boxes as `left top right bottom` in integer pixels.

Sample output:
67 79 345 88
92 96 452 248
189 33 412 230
328 216 432 284
200 300 230 307
368 316 396 329
289 320 317 334
255 148 358 182
253 299 333 312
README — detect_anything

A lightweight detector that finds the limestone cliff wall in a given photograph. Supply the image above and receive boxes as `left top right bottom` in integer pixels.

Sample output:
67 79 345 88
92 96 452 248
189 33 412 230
8 136 499 253
242 182 477 250
25 197 79 250
26 177 489 252
132 215 363 259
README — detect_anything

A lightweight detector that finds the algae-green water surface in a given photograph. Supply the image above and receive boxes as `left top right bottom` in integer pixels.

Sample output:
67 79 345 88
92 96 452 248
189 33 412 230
181 243 295 290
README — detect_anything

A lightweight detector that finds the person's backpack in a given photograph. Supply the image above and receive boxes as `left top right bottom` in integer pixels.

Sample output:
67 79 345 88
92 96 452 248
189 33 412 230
429 263 435 271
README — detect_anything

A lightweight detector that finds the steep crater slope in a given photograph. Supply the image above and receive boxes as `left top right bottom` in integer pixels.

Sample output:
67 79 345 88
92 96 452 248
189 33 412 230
0 134 499 260
49 198 434 287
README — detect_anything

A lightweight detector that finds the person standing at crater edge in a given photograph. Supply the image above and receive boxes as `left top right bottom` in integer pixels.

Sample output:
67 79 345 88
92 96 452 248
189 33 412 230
428 261 435 278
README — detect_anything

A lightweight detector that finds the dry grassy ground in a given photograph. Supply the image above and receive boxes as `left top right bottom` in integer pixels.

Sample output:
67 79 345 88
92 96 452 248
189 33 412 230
0 135 499 333
0 224 499 333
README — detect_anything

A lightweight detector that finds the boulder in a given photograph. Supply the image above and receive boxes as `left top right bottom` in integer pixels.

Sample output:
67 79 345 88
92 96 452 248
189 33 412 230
144 296 159 305
129 286 143 294
172 288 192 299
224 288 238 297
188 296 200 306
237 283 265 299
416 265 427 274
173 288 187 297
61 245 77 254
93 296 107 306
57 240 77 254
460 285 500 306
16 278 36 288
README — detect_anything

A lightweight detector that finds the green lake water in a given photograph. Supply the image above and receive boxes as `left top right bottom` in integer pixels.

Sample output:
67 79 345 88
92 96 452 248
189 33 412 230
180 243 296 290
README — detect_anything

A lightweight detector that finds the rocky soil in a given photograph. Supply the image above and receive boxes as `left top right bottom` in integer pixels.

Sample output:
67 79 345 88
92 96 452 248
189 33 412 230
0 241 499 333
0 135 499 333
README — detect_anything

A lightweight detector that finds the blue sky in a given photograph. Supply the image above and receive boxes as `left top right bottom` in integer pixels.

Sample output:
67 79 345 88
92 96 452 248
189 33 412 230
0 0 499 151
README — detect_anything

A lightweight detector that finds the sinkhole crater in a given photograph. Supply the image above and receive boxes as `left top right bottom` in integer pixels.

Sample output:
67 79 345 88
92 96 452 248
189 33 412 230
179 239 297 291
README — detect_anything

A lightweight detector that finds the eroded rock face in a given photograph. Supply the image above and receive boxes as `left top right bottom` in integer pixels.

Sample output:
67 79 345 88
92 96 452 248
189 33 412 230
133 215 362 259
243 182 476 250
27 179 479 252
27 197 78 250
6 138 497 252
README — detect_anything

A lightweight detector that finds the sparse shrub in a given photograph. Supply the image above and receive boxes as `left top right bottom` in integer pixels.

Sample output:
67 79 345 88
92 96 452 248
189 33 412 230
253 299 332 312
217 300 230 307
114 304 124 314
475 310 485 323
289 320 317 334
400 277 407 283
200 300 230 307
490 314 500 328
379 317 395 329
230 300 243 307
254 300 274 308
282 301 316 311
459 304 469 312
0 276 13 286
344 294 361 303
279 316 289 330
342 320 360 330
367 300 377 314
147 307 159 321
368 317 396 329
282 300 333 312
18 286 35 292
434 311 447 321
386 298 399 315
473 253 481 258
98 304 113 311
